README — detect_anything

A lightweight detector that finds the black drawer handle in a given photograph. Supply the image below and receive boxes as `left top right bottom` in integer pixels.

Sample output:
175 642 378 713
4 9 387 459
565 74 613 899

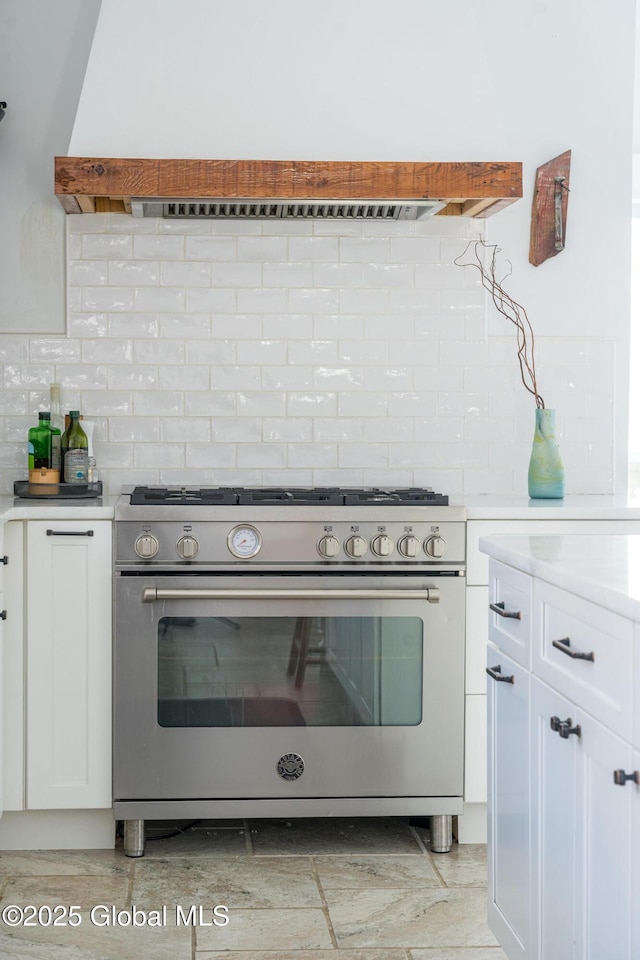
613 769 640 786
46 529 94 537
486 664 515 684
0 555 7 565
0 610 5 620
550 715 581 739
552 637 595 662
490 601 521 620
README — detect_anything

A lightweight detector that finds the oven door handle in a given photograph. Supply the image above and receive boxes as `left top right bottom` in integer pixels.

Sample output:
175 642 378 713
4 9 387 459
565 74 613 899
141 587 440 603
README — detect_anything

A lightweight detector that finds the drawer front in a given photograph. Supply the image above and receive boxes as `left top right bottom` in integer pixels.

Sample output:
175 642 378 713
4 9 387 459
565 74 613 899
634 624 640 749
534 580 633 739
488 560 532 668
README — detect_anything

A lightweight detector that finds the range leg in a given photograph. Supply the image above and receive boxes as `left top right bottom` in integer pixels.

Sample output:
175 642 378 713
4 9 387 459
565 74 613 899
123 819 145 857
429 814 453 853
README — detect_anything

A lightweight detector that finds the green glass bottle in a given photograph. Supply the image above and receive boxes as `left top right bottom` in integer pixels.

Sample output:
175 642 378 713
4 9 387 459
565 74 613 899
28 412 52 472
62 410 89 484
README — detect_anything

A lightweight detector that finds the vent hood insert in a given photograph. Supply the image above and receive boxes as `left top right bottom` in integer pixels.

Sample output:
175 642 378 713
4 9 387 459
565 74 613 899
54 158 522 220
132 199 447 221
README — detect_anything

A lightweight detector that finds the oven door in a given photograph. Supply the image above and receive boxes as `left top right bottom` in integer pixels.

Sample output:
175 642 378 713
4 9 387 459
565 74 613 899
113 572 464 802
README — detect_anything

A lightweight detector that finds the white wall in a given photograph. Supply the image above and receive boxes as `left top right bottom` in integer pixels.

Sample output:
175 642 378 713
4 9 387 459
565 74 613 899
0 0 634 496
0 0 101 334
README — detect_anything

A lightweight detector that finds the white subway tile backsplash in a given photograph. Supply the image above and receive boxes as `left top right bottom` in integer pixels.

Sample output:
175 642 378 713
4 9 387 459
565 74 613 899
162 418 210 443
260 315 309 339
236 340 287 365
263 262 314 288
158 365 210 391
238 392 287 417
237 287 288 313
261 366 313 391
134 339 186 364
212 418 261 443
160 261 211 287
107 365 157 390
135 286 185 312
109 260 160 286
185 391 236 417
134 443 185 469
82 234 133 258
237 237 288 261
263 418 313 442
237 444 288 468
110 417 160 442
83 287 134 311
30 339 82 362
109 313 161 338
4 365 55 388
133 235 184 260
83 339 133 363
0 215 616 496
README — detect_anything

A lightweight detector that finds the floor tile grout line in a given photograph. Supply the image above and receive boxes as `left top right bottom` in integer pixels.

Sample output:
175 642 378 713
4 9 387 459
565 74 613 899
243 818 254 856
309 855 339 949
408 822 430 854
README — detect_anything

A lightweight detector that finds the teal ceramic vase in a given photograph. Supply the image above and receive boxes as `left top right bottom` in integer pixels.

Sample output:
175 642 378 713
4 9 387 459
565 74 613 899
527 408 565 499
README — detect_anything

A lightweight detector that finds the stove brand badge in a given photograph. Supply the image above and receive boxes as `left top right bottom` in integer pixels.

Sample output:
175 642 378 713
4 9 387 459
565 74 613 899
277 753 305 781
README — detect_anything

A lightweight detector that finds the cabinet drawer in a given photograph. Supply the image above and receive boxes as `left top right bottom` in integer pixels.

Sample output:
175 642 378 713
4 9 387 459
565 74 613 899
533 580 633 739
488 560 532 668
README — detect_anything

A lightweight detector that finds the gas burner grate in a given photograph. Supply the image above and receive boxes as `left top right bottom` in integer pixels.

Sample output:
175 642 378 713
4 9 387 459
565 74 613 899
236 487 344 506
129 486 238 506
127 485 449 506
343 487 449 506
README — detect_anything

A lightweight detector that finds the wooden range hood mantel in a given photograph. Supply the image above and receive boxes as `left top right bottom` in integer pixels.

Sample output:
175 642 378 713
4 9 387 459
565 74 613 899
54 157 522 218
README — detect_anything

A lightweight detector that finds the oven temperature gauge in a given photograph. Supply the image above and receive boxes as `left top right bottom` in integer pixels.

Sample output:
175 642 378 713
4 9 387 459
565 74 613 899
227 524 262 558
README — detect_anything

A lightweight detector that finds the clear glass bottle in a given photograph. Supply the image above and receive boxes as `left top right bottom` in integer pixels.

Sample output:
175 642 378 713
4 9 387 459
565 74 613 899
49 383 64 435
62 410 89 484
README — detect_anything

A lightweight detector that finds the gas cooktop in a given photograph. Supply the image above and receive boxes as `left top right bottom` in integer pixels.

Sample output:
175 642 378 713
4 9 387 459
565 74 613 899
127 485 449 507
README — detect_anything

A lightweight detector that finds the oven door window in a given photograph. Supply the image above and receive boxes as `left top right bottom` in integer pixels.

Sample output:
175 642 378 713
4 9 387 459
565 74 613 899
157 615 422 727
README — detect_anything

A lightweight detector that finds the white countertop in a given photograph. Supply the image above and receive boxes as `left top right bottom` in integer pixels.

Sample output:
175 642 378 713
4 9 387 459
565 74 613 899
0 491 639 524
479 533 640 622
460 494 640 520
0 495 116 522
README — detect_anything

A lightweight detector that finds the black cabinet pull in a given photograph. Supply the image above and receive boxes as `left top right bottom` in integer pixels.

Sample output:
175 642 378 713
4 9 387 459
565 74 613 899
552 636 595 662
613 769 640 786
0 610 5 620
486 664 515 684
489 601 521 620
550 715 582 739
0 555 7 564
46 529 94 537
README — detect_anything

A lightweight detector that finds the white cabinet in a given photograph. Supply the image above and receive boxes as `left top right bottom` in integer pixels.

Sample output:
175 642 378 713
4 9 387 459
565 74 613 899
2 521 25 812
631 749 640 954
531 678 633 960
487 551 640 960
463 516 640 840
25 520 112 809
486 645 531 959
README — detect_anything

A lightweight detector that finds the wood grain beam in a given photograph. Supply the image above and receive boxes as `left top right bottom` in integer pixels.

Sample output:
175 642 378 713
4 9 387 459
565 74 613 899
54 158 523 213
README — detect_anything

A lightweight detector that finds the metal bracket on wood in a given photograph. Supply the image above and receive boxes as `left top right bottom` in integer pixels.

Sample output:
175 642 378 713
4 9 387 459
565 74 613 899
529 149 571 266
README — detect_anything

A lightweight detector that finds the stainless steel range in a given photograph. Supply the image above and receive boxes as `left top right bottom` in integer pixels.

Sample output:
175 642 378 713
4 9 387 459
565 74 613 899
113 485 466 857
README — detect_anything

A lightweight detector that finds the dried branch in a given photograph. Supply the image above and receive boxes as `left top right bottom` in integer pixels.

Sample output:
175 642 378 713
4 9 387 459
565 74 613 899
454 239 544 409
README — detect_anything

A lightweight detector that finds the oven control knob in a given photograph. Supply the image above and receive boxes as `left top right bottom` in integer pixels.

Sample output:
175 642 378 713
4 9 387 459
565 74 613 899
345 535 368 558
425 535 447 559
398 535 421 558
134 533 159 559
176 535 199 560
317 535 340 558
371 535 394 557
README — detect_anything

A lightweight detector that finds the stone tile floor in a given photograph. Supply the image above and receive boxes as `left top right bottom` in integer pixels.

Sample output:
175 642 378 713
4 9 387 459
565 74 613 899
0 817 507 960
